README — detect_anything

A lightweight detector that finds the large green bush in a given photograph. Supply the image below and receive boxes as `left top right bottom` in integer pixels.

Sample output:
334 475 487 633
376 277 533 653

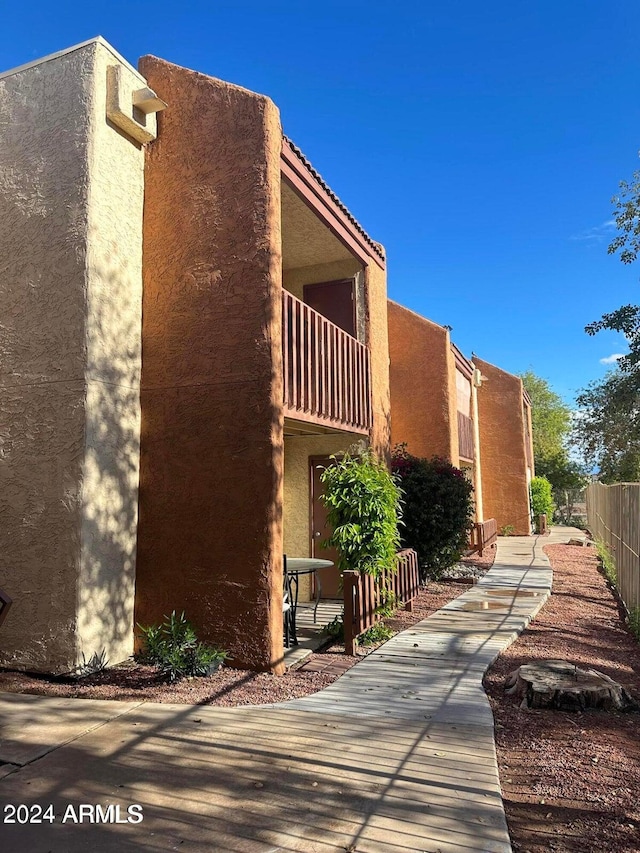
530 476 555 532
391 445 474 580
320 448 402 578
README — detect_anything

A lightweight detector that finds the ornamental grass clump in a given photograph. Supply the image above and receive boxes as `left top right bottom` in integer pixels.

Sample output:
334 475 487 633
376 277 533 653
320 448 402 578
137 611 227 683
391 444 474 580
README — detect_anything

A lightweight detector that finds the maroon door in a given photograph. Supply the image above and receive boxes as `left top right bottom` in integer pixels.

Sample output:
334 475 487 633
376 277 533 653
310 457 342 599
303 279 355 337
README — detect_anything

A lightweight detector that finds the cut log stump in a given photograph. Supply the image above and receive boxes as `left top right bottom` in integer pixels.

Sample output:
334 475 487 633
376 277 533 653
505 659 639 712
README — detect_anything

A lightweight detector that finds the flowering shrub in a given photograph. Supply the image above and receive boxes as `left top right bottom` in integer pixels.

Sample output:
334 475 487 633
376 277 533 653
391 444 474 580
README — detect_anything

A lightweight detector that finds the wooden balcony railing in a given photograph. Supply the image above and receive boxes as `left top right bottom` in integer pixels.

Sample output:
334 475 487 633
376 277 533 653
343 549 420 655
282 290 372 433
457 411 475 461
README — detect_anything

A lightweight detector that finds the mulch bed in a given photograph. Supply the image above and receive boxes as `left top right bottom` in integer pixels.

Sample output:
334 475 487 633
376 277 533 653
0 566 481 706
484 542 640 853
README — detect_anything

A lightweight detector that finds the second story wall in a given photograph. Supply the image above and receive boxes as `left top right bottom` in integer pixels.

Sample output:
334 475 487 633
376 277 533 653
135 55 285 672
388 301 457 462
474 357 531 534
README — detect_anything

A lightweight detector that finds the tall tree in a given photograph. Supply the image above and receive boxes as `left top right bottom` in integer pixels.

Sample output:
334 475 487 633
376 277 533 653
585 170 640 367
573 369 640 483
521 372 588 515
521 371 571 471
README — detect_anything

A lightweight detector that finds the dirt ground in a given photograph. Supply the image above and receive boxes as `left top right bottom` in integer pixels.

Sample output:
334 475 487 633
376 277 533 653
484 542 640 853
0 553 494 705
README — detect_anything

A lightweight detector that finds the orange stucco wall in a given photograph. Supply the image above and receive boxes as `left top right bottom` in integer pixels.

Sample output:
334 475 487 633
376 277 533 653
135 56 285 672
388 301 456 462
474 357 531 535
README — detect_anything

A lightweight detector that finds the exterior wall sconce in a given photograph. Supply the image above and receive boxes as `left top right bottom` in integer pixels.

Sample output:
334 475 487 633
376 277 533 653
107 64 167 144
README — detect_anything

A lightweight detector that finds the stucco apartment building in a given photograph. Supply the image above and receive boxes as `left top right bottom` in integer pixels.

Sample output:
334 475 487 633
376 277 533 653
473 357 534 536
388 302 534 534
0 39 390 675
388 301 485 520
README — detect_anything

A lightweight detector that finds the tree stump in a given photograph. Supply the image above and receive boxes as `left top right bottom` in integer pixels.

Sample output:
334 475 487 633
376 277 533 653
505 659 638 712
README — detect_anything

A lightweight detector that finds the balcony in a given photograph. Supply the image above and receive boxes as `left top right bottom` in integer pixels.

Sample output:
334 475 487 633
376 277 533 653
282 290 372 434
457 411 474 461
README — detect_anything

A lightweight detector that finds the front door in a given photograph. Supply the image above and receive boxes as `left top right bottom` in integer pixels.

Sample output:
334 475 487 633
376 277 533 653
303 279 356 337
310 456 342 599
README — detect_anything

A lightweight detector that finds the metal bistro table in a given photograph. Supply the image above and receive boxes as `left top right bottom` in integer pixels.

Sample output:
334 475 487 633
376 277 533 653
283 556 334 647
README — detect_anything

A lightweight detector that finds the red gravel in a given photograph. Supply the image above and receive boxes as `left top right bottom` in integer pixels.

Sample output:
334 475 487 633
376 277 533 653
0 578 471 706
484 543 640 853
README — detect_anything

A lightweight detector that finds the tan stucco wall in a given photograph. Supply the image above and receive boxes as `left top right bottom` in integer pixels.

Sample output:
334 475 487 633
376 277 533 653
367 264 391 460
77 45 145 667
0 41 146 671
136 56 285 673
283 433 356 601
388 301 456 461
474 357 531 535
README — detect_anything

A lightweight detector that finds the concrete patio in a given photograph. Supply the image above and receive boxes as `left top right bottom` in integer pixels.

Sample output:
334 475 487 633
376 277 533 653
0 530 580 852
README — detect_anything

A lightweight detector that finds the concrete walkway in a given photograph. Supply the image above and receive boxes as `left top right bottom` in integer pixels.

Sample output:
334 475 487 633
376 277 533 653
0 530 580 852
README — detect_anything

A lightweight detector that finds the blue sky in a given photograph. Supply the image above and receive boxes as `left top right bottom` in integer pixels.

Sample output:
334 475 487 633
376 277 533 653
2 1 639 404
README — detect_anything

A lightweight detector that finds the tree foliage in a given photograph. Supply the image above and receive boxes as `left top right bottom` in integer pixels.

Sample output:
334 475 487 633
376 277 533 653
579 171 640 482
390 445 474 580
574 369 640 483
521 371 571 467
320 449 402 577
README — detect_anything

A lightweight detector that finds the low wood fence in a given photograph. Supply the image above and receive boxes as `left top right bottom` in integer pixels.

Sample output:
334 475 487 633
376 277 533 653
469 518 498 557
343 548 420 655
587 482 640 611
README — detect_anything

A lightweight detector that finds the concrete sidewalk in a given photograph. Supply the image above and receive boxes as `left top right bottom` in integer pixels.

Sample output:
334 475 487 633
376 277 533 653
0 529 579 852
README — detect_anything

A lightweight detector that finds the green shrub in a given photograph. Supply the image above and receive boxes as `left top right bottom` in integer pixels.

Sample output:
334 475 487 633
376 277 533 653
322 614 345 641
530 477 555 532
594 538 617 586
628 607 640 643
500 524 515 537
391 445 474 580
320 448 402 578
359 623 394 645
137 611 227 682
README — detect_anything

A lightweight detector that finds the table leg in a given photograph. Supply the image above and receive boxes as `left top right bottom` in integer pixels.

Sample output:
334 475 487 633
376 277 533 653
313 569 322 623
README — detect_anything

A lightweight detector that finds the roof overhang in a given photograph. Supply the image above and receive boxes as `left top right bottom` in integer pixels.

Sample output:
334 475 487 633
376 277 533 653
281 137 385 271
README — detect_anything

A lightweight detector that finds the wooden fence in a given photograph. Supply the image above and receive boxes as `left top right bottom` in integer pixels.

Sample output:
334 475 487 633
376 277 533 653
587 482 640 611
468 518 498 557
343 549 420 655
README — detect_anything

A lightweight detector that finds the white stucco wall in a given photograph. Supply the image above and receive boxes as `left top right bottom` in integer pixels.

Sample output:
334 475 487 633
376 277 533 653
0 40 147 671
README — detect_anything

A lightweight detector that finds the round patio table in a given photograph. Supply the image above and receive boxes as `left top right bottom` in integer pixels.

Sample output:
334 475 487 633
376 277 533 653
284 557 334 647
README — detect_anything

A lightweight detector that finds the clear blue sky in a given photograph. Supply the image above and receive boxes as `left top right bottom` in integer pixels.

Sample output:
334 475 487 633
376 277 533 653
2 1 639 405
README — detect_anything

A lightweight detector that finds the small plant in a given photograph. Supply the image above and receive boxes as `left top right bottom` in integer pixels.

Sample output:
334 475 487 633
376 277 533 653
530 477 555 532
628 607 640 642
594 538 617 586
359 623 394 646
74 649 108 678
137 611 227 682
375 589 401 618
322 614 345 641
500 524 515 537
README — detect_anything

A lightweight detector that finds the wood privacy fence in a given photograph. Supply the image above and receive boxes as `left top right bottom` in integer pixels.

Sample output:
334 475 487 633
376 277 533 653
469 518 498 557
343 548 420 655
587 482 640 611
